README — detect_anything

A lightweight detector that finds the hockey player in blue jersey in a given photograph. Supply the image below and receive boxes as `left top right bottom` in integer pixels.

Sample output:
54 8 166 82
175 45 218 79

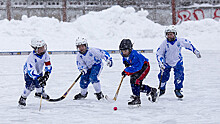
156 25 201 98
120 39 159 105
73 37 113 100
18 37 52 107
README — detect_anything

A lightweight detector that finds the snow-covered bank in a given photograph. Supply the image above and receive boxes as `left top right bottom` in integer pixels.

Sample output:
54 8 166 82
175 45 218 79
0 6 219 52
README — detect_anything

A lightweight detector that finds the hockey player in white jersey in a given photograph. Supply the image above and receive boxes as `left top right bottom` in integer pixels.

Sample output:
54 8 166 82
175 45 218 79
73 37 113 100
156 25 201 98
18 38 52 107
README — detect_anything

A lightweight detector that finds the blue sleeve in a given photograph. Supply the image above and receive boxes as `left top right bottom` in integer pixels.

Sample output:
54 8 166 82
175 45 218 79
180 38 197 52
103 50 112 61
124 51 145 75
92 48 112 61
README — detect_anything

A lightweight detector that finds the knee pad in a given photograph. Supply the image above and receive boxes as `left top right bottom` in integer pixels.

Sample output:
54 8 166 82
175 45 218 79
25 83 35 91
89 76 99 83
80 81 89 89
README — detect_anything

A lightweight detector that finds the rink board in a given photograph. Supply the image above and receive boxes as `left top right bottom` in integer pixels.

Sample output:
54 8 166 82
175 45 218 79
0 49 153 56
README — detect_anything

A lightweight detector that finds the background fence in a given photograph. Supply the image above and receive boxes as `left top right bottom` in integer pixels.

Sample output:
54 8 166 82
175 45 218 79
0 0 220 25
0 49 153 56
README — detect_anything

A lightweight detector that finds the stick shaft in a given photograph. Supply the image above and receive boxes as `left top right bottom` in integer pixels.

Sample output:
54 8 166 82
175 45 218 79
113 75 125 101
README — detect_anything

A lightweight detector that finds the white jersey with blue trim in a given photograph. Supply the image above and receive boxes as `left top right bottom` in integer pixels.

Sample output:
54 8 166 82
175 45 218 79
156 37 197 67
76 47 112 71
23 51 52 79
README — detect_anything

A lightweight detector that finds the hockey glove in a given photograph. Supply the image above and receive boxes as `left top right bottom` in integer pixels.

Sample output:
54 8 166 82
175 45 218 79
159 62 165 71
121 71 127 77
38 72 50 87
38 76 46 87
123 61 130 67
107 59 113 67
81 69 87 75
194 50 201 58
43 71 50 81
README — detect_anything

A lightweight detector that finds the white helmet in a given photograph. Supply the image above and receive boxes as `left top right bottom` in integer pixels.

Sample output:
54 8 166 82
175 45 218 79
31 37 47 55
165 25 177 38
31 37 46 49
75 37 88 48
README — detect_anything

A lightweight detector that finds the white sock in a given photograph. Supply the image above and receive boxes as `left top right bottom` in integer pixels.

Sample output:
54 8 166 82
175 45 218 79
93 82 101 93
36 87 43 93
81 88 88 96
21 87 31 98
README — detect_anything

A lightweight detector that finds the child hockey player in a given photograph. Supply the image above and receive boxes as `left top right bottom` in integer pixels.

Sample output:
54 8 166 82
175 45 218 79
119 39 158 106
18 37 52 107
156 25 201 98
74 37 113 100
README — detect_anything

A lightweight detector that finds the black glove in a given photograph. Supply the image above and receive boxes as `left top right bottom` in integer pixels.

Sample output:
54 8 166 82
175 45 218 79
38 76 46 87
121 71 127 77
38 72 50 87
43 71 50 81
123 61 130 67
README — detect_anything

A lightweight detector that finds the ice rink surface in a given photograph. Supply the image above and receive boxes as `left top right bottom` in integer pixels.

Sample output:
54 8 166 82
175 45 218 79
0 50 219 124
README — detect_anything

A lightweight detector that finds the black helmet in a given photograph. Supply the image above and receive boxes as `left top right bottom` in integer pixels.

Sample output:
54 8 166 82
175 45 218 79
119 39 133 50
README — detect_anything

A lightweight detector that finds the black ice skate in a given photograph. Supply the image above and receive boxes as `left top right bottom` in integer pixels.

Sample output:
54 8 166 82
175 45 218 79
74 92 88 100
94 91 104 100
35 92 50 100
148 88 159 102
174 89 183 98
128 95 141 105
159 89 165 96
18 96 26 107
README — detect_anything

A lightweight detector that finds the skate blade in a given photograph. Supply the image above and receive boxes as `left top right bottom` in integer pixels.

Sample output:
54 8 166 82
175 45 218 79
177 98 183 101
18 104 26 109
128 104 141 109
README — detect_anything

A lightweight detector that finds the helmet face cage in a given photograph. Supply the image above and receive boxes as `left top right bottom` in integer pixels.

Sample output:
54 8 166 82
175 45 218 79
75 37 88 49
165 25 177 38
119 39 133 57
119 39 133 50
31 38 47 55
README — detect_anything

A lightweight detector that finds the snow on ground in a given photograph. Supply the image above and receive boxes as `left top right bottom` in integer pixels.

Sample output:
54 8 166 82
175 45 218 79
0 5 220 124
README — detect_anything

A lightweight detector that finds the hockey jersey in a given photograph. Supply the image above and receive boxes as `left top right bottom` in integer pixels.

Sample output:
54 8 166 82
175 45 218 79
156 37 197 67
23 51 52 79
76 47 112 71
122 50 149 75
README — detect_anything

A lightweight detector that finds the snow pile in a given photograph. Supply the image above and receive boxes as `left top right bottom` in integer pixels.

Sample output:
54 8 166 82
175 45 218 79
0 5 219 51
74 6 162 39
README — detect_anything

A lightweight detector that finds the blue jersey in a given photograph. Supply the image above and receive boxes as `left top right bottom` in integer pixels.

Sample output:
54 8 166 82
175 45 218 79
23 51 52 79
156 37 198 67
76 47 112 71
122 50 149 75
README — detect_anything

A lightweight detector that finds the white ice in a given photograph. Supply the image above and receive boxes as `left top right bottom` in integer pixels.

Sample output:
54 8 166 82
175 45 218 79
0 5 220 124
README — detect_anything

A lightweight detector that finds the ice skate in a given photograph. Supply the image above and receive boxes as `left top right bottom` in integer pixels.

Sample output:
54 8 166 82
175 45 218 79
18 96 26 108
35 92 50 100
159 89 165 96
148 88 159 103
174 89 183 98
128 95 141 107
74 92 88 100
94 91 104 100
